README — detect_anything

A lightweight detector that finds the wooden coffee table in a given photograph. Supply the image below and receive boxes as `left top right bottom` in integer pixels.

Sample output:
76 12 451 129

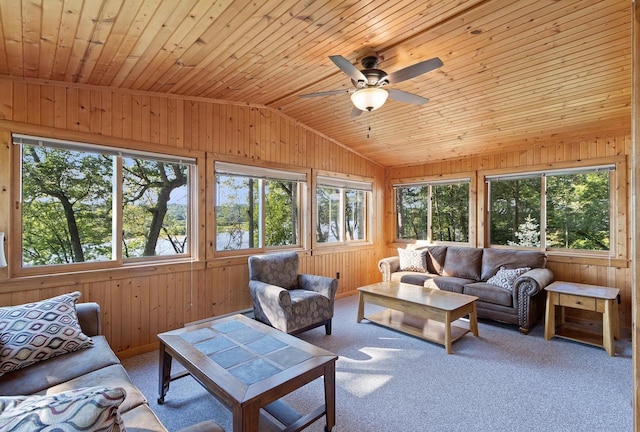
357 281 479 354
157 314 338 432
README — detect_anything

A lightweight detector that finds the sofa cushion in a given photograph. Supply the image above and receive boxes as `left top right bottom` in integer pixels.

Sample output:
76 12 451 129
398 248 428 272
0 335 119 396
464 282 513 307
42 364 147 415
0 291 94 377
120 404 168 432
0 386 126 431
442 247 483 280
424 276 475 294
486 266 531 291
425 246 447 275
480 248 546 281
397 272 436 286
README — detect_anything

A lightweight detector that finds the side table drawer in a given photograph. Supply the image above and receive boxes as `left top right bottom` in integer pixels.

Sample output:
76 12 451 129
558 293 596 311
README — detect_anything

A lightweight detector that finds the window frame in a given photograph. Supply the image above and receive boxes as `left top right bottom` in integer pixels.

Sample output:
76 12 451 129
11 133 201 277
313 172 374 248
391 172 476 246
481 156 626 259
212 159 309 257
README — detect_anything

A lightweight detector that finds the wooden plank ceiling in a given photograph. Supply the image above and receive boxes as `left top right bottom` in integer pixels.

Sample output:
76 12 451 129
0 0 632 167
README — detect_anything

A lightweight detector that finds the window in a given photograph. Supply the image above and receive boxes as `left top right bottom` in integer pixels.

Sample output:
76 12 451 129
488 166 613 251
16 134 195 269
215 162 305 251
395 180 469 243
316 175 371 244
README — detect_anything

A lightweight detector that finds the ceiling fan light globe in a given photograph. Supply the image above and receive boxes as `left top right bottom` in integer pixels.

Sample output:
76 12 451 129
351 87 389 112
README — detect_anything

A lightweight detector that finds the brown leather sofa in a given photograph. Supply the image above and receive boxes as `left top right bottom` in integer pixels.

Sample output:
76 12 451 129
378 246 554 334
0 302 224 432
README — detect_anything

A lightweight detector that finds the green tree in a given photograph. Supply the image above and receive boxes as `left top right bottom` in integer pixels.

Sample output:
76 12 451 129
432 183 469 242
490 178 541 245
122 158 188 257
396 186 428 239
546 172 609 250
21 146 113 265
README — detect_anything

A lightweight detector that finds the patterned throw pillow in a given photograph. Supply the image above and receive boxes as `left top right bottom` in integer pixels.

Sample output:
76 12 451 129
0 386 126 431
486 266 531 291
0 291 94 376
398 248 428 272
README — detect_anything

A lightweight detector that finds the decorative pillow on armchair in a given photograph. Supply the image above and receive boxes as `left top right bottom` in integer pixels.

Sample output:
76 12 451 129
0 386 126 431
0 291 94 376
398 248 428 272
486 266 531 291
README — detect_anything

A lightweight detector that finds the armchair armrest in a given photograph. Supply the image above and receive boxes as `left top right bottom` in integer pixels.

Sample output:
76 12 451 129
298 274 338 300
378 256 400 282
76 302 101 337
248 280 292 308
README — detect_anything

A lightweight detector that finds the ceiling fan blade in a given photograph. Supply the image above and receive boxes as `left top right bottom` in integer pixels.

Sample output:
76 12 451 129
388 89 429 105
298 89 351 98
351 107 363 118
382 57 443 84
329 55 367 83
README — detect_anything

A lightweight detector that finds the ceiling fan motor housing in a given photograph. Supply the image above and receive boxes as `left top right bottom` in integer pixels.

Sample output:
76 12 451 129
351 56 389 87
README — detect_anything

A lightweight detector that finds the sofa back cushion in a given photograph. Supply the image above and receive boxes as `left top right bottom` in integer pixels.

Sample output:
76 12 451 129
480 248 546 281
442 247 483 280
413 246 448 275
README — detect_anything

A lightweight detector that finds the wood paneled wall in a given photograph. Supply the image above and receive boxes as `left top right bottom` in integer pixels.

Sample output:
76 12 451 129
0 77 385 356
385 134 633 330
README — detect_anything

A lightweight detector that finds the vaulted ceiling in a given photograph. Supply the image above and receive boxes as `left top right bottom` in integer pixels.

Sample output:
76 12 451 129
0 0 632 166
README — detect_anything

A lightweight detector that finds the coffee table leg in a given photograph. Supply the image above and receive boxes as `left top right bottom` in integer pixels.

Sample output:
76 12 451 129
324 361 336 432
236 402 260 432
158 342 172 404
444 311 453 354
469 302 479 337
356 292 364 323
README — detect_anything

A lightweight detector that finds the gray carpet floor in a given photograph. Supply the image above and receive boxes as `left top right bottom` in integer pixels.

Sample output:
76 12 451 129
122 295 633 432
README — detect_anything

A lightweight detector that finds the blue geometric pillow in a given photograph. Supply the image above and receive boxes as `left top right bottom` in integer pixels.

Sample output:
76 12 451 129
0 291 94 376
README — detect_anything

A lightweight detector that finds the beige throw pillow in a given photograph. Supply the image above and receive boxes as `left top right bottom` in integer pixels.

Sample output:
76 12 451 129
398 248 428 272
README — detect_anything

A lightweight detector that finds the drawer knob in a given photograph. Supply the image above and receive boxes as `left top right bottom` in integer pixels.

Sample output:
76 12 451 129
576 301 582 305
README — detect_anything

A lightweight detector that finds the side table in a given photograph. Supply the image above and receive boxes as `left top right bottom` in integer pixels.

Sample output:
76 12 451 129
544 281 620 356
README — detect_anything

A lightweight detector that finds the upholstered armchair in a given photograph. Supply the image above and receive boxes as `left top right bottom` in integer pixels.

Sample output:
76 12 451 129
248 252 338 335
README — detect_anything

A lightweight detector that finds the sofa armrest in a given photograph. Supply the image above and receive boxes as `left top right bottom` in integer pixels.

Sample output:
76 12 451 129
514 268 555 298
378 256 400 282
299 274 338 300
513 268 554 332
76 302 101 337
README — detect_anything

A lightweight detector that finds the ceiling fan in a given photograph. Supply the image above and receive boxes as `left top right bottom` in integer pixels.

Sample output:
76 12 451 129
299 54 443 117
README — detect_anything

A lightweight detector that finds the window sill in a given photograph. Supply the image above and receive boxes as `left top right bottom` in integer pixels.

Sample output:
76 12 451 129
1 259 207 293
